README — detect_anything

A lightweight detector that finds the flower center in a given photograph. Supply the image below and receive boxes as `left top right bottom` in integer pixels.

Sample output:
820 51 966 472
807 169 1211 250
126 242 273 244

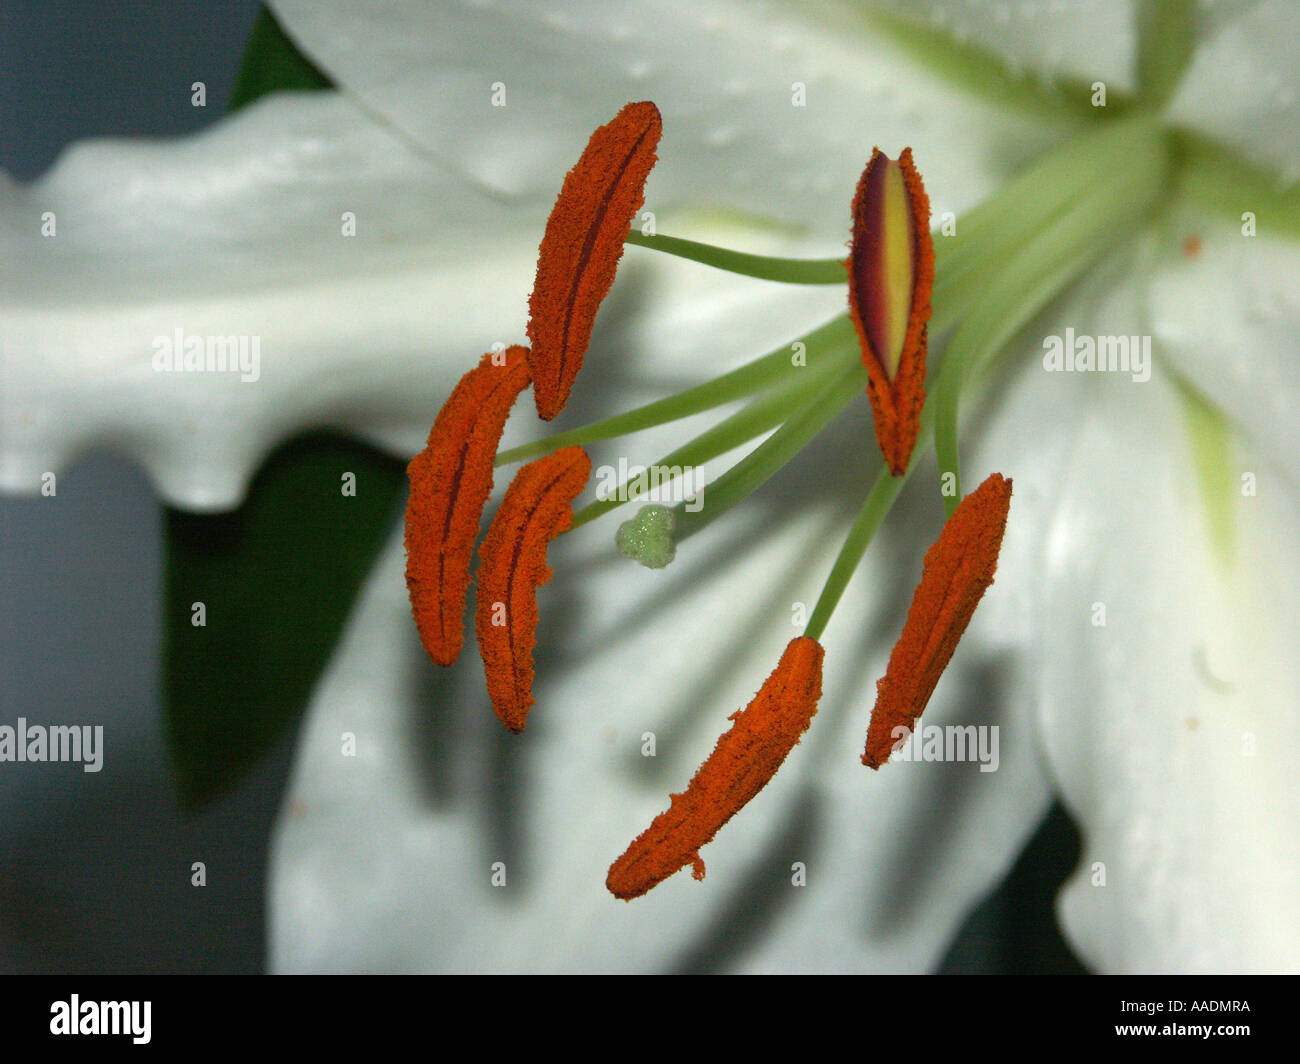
403 103 1173 900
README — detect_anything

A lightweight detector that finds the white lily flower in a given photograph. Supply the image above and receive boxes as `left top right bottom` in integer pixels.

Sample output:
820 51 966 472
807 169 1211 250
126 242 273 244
3 0 1298 972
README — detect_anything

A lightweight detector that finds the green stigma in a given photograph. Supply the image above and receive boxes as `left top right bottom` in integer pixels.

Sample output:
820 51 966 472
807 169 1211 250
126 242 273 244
616 505 677 569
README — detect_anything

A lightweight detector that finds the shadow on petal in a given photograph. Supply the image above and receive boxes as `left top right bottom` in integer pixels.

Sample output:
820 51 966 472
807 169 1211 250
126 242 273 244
669 786 822 974
860 658 1009 936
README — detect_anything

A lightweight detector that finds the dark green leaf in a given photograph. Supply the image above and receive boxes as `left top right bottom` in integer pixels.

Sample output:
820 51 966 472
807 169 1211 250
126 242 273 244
227 5 334 113
164 434 406 808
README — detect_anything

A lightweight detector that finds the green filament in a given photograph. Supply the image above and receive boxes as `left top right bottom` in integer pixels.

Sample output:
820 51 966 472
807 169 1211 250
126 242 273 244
625 230 847 284
934 125 1170 515
496 316 856 467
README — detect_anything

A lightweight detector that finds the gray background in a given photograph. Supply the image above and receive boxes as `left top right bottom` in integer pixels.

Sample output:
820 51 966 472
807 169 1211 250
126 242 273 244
0 0 272 974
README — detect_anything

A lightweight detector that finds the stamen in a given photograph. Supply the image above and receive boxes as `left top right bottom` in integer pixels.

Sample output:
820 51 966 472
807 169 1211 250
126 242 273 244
607 636 824 900
848 148 934 476
405 346 531 667
474 446 592 733
804 126 1167 643
862 473 1012 769
527 101 662 421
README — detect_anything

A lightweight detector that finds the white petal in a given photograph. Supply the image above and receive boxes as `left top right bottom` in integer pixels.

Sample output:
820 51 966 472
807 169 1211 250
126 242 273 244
1 92 541 509
953 235 1300 971
1146 208 1300 490
269 0 1069 238
872 0 1136 92
1032 368 1300 972
960 241 1145 656
0 90 850 511
1167 0 1300 181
